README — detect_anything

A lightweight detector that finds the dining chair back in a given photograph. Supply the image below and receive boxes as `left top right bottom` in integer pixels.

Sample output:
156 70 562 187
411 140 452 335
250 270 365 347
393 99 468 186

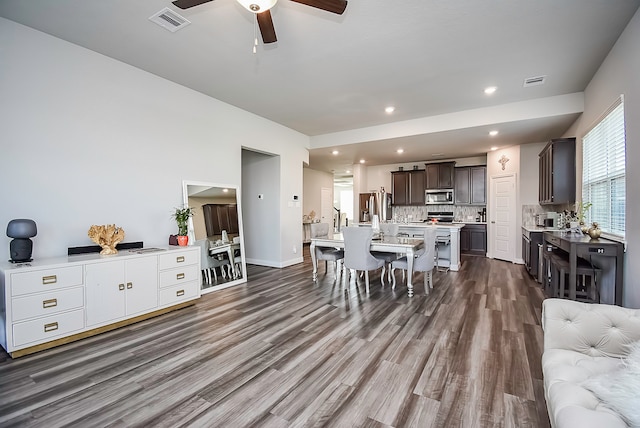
342 226 385 293
310 222 344 278
391 227 437 294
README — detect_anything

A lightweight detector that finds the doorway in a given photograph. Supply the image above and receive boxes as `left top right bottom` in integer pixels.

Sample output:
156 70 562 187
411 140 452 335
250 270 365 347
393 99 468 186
490 173 517 262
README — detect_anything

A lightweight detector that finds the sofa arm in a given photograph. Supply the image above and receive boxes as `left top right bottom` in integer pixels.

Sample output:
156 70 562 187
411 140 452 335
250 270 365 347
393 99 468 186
542 298 640 358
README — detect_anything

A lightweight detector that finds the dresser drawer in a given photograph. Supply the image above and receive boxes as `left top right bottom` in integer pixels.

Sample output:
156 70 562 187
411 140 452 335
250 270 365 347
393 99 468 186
158 250 198 270
159 281 199 306
159 265 199 288
13 309 84 347
11 266 83 297
12 287 84 322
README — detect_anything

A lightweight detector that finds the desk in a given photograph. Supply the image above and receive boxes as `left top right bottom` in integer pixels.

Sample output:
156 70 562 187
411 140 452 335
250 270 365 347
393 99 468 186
544 231 624 305
310 234 424 297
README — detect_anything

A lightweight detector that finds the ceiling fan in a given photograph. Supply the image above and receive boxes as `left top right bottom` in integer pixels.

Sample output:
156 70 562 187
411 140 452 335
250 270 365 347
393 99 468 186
171 0 348 44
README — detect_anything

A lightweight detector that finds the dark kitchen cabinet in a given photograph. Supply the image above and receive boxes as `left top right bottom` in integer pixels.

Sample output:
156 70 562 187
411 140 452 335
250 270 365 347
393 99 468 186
392 170 425 205
425 162 455 189
522 230 543 279
455 166 486 205
460 224 486 256
203 204 239 236
539 138 576 205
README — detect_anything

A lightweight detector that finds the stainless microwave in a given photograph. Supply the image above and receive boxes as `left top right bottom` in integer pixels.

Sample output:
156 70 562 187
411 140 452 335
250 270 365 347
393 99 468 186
425 189 454 205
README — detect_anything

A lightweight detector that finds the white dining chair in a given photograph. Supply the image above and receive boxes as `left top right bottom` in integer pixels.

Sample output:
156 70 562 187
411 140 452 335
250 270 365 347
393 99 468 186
198 239 232 282
373 223 401 282
390 227 437 294
342 226 385 293
310 222 344 278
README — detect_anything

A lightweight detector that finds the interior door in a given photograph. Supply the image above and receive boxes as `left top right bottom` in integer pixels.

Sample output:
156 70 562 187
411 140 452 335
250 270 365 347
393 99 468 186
321 187 333 228
490 173 516 262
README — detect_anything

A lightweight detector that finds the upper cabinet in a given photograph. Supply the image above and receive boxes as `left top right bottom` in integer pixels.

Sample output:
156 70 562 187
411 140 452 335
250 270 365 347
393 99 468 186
539 138 576 205
203 204 239 235
392 169 425 205
455 166 486 205
425 162 455 189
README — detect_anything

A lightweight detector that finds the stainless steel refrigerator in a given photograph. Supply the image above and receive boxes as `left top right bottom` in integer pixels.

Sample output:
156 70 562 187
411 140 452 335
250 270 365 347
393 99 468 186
360 189 392 222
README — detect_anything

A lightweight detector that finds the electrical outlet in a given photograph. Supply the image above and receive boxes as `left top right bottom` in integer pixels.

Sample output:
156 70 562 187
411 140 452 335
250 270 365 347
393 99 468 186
292 245 297 254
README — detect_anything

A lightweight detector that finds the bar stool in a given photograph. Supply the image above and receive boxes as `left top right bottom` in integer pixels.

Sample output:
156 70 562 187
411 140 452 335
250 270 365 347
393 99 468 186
553 256 602 303
435 234 451 273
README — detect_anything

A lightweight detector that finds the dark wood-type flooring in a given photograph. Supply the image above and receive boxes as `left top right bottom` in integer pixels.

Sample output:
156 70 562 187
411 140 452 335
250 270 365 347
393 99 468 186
0 247 550 427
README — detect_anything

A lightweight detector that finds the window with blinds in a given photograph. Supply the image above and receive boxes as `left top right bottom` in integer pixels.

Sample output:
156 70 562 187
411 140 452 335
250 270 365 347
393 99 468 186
581 96 626 239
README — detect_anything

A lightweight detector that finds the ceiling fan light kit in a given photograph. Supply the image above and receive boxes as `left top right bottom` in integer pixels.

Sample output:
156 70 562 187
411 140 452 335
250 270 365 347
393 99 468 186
171 0 347 45
237 0 278 13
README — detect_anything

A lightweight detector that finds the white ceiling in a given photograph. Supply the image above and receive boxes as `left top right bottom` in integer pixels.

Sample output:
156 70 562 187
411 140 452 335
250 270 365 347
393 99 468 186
1 0 638 173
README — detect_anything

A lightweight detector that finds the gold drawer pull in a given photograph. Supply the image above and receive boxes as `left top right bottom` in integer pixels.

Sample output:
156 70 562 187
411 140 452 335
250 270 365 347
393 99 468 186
43 299 58 308
176 273 185 280
176 256 185 263
119 283 125 291
126 282 133 289
176 290 185 296
42 275 57 285
44 322 59 332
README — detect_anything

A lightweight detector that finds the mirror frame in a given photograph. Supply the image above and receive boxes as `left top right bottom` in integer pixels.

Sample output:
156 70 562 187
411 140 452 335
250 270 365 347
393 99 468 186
182 180 247 293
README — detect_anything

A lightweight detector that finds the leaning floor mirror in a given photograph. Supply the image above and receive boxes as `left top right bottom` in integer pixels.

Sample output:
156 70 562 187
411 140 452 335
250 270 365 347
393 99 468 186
183 180 247 293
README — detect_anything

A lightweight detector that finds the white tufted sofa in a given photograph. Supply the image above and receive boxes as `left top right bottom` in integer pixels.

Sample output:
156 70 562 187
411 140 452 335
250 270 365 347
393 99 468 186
542 298 640 428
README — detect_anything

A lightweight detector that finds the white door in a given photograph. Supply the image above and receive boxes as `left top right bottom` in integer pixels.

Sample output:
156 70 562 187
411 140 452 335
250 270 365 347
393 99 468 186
490 173 517 262
85 260 126 326
320 187 333 228
125 256 158 316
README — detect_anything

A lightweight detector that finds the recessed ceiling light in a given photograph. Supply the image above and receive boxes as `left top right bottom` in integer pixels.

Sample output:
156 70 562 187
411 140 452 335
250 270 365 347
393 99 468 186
385 106 395 114
222 188 229 192
346 170 351 174
359 159 366 164
491 147 498 151
484 86 497 95
397 149 404 154
332 150 339 155
489 130 499 137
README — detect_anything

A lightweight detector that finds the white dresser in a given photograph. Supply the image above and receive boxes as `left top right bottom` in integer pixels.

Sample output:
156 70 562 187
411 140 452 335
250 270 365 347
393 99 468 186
0 246 200 358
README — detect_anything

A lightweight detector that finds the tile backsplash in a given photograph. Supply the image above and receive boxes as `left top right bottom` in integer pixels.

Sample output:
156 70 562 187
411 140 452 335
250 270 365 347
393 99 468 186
522 203 576 227
392 205 486 222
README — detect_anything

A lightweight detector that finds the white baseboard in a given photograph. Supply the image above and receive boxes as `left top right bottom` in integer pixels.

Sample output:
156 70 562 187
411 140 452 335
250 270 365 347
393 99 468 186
245 257 304 268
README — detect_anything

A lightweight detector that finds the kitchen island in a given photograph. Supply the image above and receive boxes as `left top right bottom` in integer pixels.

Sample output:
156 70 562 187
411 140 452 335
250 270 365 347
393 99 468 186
356 222 463 271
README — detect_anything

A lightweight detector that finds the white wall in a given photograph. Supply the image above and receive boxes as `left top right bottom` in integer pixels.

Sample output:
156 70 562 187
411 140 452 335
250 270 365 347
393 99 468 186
303 168 334 219
0 18 308 268
563 9 640 308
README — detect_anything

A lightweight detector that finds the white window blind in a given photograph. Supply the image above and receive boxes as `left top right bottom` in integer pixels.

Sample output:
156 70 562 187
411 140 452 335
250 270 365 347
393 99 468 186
582 97 626 239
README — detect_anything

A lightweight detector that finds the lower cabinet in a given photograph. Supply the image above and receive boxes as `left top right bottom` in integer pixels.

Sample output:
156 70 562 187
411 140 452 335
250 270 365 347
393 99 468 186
85 256 158 327
460 224 487 256
0 246 200 358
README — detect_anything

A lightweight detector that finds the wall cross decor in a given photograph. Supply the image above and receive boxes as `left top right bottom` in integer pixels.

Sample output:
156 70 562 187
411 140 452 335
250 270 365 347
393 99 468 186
498 154 510 170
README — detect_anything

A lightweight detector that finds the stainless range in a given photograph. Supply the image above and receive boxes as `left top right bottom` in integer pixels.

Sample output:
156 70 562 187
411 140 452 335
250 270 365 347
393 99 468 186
426 211 454 223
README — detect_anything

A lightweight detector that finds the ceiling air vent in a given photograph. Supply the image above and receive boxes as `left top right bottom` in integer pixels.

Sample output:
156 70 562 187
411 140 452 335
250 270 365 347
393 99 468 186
149 7 191 33
523 75 546 88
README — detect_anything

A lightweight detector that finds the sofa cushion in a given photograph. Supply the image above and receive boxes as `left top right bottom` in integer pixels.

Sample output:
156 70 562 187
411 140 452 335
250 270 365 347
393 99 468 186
582 341 640 427
543 349 627 427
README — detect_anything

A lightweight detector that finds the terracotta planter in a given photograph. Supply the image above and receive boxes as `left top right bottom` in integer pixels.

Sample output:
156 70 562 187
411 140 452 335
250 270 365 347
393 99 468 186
177 235 189 246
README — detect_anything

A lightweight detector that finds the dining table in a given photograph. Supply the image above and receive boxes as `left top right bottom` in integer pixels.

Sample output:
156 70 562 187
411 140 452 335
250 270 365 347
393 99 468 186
310 233 425 297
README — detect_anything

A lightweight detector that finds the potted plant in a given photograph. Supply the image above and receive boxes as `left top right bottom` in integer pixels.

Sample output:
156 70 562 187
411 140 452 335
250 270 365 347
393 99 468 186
171 206 194 246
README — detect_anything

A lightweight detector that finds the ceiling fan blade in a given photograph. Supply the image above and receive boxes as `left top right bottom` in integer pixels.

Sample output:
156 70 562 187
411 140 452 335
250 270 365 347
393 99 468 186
171 0 214 10
290 0 347 15
257 10 277 44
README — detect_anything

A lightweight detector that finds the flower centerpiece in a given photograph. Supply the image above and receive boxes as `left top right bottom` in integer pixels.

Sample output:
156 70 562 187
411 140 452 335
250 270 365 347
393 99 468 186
171 206 194 246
